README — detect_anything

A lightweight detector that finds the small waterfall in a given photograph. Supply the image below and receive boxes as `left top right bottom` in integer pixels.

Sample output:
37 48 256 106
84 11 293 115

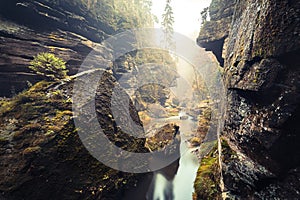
152 173 174 200
146 126 199 200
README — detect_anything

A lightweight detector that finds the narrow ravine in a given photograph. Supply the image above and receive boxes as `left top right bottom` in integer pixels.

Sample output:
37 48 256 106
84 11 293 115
132 1 215 198
149 113 200 200
145 57 202 200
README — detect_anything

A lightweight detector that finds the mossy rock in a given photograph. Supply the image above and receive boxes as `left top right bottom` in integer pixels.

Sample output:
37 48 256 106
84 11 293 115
193 141 222 200
145 123 180 152
0 72 150 199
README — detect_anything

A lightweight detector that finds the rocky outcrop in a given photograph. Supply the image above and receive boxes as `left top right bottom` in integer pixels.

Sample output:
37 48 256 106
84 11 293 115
0 0 111 41
196 0 300 199
145 123 180 152
0 0 113 97
0 19 96 96
0 72 151 200
197 0 236 66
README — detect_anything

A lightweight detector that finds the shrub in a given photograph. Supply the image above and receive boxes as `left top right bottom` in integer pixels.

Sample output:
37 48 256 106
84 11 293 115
29 53 68 81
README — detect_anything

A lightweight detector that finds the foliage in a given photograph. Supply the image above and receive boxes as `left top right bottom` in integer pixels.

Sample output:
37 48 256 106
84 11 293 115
134 49 175 66
29 53 68 81
161 0 175 49
45 0 154 32
84 0 154 30
115 49 177 109
192 69 209 100
201 7 209 25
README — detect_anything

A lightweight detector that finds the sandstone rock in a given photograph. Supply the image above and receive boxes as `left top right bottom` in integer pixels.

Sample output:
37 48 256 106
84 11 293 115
0 0 113 97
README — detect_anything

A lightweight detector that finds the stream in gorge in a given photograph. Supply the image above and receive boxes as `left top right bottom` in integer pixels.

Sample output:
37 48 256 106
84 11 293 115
123 1 214 199
148 112 200 200
145 56 204 200
122 54 209 200
119 22 221 200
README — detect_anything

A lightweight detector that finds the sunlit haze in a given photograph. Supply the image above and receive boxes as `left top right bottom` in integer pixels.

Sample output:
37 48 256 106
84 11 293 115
151 0 212 39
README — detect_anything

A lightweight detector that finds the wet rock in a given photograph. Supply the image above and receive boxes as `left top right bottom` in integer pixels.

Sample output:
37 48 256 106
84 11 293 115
197 0 300 198
145 123 180 152
144 123 180 181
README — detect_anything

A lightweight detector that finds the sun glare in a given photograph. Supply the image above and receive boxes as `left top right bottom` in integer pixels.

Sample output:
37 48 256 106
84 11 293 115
151 0 211 39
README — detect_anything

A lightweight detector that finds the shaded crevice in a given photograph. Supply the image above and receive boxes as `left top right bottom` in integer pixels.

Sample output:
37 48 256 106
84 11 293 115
269 104 300 177
0 0 59 32
0 31 41 44
245 56 263 66
3 53 33 61
277 49 300 68
254 177 278 191
228 87 282 106
198 37 225 67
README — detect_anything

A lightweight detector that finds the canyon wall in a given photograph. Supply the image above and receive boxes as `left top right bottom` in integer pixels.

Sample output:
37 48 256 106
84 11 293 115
0 1 153 199
196 0 300 199
0 0 114 97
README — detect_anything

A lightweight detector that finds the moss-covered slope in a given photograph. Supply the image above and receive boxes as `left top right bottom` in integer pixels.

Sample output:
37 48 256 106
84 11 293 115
0 72 150 200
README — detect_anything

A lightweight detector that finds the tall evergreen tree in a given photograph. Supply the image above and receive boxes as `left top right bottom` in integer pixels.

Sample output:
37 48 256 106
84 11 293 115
161 0 175 49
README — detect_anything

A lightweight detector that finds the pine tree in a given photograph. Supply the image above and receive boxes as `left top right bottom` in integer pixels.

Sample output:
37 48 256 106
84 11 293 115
161 0 175 49
200 7 209 25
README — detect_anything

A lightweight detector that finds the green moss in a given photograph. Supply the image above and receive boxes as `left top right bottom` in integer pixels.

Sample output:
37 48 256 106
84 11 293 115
221 138 237 163
0 80 66 143
0 98 8 106
0 81 52 116
0 100 14 115
194 141 221 200
0 75 150 199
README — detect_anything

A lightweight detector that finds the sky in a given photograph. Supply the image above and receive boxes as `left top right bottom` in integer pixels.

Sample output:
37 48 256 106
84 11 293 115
151 0 212 39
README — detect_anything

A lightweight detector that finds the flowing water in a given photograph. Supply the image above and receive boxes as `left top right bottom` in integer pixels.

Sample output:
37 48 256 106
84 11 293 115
147 112 200 200
143 55 203 200
122 54 205 200
124 0 215 195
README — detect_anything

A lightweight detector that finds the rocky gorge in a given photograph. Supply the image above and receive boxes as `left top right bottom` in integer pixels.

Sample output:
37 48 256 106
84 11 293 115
0 0 299 199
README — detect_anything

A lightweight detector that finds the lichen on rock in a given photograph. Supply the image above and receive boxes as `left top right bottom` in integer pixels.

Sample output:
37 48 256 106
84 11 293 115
0 71 151 199
196 0 300 199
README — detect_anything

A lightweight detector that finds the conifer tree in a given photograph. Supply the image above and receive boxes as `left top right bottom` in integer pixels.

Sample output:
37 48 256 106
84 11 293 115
161 0 175 49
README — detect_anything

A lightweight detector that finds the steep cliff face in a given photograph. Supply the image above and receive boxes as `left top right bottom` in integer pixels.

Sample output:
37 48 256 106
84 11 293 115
0 0 125 97
197 0 300 199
